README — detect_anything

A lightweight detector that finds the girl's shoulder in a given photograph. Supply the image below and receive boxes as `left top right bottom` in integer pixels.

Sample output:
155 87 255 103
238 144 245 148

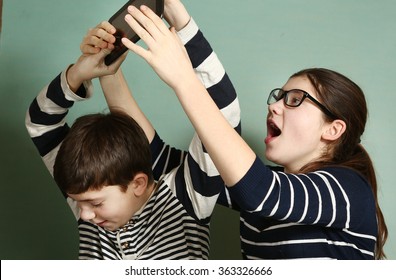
317 166 368 183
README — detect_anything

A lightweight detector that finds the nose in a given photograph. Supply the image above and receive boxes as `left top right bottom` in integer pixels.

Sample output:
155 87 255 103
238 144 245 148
79 206 96 221
268 99 284 115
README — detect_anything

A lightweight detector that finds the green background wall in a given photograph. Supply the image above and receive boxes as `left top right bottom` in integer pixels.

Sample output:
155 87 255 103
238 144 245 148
0 0 394 259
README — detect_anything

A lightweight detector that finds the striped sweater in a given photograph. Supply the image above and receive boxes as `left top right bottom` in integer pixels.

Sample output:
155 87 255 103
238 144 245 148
25 18 240 260
218 158 378 259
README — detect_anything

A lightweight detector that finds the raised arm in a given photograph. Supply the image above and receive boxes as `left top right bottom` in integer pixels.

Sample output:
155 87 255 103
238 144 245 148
122 5 255 187
25 50 124 220
25 50 125 174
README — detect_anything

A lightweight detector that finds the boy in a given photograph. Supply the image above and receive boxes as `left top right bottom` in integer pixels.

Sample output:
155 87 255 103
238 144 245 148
25 0 240 259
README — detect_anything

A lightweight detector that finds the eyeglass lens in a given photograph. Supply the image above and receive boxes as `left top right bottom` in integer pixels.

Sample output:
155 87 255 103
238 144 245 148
269 89 305 107
284 90 305 107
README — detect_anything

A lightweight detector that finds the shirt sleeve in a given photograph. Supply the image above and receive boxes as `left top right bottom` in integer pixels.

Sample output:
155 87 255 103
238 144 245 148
157 18 241 223
25 67 93 218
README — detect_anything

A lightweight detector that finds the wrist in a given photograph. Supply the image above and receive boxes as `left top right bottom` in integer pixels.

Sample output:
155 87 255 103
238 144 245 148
66 64 84 92
163 0 190 31
99 68 122 82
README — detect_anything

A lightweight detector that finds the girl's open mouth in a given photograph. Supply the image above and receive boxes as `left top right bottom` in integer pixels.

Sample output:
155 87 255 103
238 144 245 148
265 120 281 144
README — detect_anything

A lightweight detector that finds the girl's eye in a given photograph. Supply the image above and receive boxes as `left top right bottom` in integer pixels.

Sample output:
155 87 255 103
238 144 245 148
290 97 301 105
92 202 103 208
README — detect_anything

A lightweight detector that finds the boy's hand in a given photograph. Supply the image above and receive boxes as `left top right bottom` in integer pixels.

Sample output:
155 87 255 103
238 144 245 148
80 21 117 55
65 21 128 92
67 48 127 92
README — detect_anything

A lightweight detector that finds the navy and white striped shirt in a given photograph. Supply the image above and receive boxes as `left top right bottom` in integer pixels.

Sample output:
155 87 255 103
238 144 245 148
218 158 378 259
25 18 240 260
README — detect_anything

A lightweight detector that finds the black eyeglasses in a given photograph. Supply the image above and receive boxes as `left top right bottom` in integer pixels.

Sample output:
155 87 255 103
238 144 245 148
267 88 337 119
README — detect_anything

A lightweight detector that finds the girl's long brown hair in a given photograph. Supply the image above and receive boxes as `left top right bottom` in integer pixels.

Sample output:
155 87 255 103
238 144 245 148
291 68 388 259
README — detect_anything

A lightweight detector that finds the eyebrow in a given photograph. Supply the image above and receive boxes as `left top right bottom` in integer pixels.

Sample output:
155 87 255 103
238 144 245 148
79 199 101 202
67 195 103 203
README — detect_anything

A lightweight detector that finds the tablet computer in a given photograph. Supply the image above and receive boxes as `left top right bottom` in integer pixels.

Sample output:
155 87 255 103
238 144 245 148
104 0 164 65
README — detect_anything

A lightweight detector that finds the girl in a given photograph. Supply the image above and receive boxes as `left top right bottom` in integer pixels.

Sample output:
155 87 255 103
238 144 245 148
121 3 387 259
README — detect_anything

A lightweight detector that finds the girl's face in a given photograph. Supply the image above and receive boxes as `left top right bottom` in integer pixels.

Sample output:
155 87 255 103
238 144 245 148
68 183 143 232
265 76 329 173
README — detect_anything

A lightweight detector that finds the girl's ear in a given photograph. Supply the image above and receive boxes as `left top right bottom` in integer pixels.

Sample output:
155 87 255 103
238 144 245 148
130 173 149 197
322 119 347 141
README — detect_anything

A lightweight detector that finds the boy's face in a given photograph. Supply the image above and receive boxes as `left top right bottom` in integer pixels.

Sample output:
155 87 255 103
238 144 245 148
68 184 143 231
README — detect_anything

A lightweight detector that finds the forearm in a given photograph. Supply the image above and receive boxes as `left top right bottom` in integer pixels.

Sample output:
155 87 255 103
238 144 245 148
174 75 255 187
99 69 155 142
174 18 245 186
163 0 191 31
25 68 93 174
179 18 240 132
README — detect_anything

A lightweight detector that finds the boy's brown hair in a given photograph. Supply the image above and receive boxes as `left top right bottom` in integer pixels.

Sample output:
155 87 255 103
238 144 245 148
54 110 154 194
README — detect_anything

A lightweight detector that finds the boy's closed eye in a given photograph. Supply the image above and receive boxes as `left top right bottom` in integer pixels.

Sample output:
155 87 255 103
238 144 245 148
91 201 104 208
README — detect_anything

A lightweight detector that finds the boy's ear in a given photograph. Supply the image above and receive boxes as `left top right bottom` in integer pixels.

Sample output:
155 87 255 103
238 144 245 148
130 173 149 197
322 119 346 141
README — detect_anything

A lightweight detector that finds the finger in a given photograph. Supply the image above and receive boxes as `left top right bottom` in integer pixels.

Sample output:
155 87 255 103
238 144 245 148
97 21 116 35
95 23 116 44
80 43 101 54
121 36 148 61
139 5 169 35
94 48 120 68
97 48 112 60
86 33 111 48
126 6 158 44
80 37 106 54
80 22 116 53
110 51 128 70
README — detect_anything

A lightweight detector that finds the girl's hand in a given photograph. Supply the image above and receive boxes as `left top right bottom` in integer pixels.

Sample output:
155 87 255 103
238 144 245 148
121 5 194 90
